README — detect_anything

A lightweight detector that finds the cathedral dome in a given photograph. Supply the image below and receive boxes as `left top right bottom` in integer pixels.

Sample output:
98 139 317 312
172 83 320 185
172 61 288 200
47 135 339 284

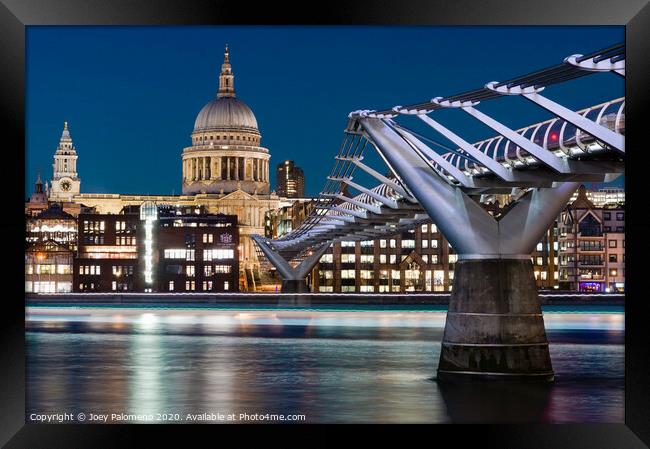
193 96 259 133
192 44 259 135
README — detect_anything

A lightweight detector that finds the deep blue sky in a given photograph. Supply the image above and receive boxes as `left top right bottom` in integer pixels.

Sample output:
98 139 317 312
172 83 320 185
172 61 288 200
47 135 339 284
26 26 624 197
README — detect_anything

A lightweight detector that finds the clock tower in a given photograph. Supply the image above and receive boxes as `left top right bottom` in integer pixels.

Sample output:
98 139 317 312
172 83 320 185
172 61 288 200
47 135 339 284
50 121 81 201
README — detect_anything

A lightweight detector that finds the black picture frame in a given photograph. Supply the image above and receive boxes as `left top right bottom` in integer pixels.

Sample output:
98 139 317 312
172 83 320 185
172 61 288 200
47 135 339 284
2 0 649 447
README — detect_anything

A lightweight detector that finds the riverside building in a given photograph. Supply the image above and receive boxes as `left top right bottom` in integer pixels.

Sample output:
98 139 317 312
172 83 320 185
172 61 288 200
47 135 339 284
312 222 458 293
25 202 77 293
72 204 239 292
558 185 625 292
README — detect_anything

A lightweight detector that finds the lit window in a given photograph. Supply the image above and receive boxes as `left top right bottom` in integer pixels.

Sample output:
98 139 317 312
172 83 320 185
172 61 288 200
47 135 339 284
169 281 174 291
224 281 229 291
402 239 415 248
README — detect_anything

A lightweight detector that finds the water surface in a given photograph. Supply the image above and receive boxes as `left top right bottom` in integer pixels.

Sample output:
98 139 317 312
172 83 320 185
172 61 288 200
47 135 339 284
26 305 624 423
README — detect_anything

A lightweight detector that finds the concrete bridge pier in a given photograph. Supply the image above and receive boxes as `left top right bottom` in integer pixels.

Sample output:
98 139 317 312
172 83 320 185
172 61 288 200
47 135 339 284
360 116 580 381
439 257 553 381
251 236 330 293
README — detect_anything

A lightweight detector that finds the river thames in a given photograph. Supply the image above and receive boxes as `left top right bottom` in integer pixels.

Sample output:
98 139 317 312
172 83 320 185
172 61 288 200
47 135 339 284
25 304 624 424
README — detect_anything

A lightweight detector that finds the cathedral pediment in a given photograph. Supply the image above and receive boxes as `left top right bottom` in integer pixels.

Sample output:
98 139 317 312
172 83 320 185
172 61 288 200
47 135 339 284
219 189 257 202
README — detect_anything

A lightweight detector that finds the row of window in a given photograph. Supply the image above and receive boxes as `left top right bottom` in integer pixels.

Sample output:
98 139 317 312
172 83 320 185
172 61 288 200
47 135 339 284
112 265 135 276
115 221 136 233
82 221 105 232
195 134 257 142
322 253 457 265
163 248 235 261
319 269 455 281
169 280 230 291
116 236 136 246
25 264 72 275
602 212 624 221
25 281 72 293
532 257 560 266
168 221 232 228
79 265 101 275
165 264 232 276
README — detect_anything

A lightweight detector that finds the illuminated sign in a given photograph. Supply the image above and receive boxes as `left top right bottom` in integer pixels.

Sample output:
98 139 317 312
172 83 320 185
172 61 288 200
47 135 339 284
140 202 158 286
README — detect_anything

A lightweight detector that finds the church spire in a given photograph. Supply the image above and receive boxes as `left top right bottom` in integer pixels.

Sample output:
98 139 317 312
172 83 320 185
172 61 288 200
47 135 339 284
59 121 72 145
35 171 44 194
217 44 235 98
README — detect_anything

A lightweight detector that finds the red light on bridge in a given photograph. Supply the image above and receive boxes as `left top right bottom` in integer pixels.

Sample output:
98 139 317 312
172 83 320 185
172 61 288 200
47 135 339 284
550 132 558 141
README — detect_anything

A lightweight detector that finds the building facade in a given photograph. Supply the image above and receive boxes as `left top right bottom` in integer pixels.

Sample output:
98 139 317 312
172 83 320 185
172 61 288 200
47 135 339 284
156 205 239 292
264 198 316 239
74 209 140 292
312 222 457 293
276 160 305 198
558 185 625 292
72 204 239 292
25 203 77 293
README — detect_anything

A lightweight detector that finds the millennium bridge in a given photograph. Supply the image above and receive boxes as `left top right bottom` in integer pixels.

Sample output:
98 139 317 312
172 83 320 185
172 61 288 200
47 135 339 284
252 43 625 381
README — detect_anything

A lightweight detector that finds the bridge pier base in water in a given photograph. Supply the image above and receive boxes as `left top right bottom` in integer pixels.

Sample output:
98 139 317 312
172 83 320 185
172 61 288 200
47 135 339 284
437 258 554 382
281 279 310 294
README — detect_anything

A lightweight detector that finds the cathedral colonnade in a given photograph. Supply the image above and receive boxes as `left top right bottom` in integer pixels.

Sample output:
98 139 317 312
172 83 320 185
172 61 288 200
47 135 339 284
182 152 270 184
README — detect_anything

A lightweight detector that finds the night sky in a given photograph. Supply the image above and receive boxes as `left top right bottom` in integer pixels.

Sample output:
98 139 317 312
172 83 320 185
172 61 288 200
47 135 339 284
26 26 624 197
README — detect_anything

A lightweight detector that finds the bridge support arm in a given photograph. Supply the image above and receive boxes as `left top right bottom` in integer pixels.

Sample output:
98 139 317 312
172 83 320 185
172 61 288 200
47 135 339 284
360 117 498 256
252 235 330 293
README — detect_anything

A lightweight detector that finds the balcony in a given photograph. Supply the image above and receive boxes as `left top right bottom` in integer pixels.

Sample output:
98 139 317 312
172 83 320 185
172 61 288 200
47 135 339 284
577 247 604 253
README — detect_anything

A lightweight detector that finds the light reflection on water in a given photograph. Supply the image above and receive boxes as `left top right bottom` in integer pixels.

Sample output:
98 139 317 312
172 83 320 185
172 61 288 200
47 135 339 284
26 307 624 423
